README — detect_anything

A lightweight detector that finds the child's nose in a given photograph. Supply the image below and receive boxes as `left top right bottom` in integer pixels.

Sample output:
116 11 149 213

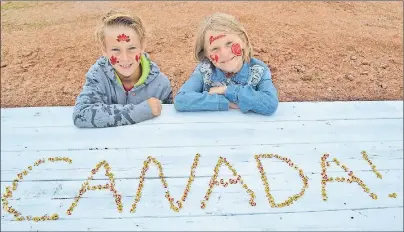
221 46 232 55
219 47 232 57
121 51 129 61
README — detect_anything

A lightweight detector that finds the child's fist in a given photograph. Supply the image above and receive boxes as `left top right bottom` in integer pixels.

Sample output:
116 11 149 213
208 86 227 95
229 103 239 109
147 97 162 116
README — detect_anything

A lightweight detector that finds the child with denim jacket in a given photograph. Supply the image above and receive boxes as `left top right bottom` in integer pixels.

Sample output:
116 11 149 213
174 13 278 115
73 9 173 128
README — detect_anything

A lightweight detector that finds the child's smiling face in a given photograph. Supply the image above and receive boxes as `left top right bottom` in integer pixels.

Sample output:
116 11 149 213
204 30 244 74
103 26 145 79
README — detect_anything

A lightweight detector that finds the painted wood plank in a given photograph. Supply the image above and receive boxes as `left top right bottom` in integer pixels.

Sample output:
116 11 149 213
1 207 402 231
1 101 402 231
1 142 403 181
2 158 402 199
0 142 399 164
1 169 402 219
2 140 402 169
1 119 402 152
2 167 402 203
1 101 402 128
1 155 401 182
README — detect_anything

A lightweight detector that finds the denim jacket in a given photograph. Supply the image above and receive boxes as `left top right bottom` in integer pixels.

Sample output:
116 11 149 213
174 57 278 115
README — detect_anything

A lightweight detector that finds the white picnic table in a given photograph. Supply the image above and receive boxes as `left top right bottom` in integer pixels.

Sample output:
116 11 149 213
1 101 403 231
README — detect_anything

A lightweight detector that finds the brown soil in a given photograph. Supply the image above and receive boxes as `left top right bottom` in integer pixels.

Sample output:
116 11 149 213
1 1 402 108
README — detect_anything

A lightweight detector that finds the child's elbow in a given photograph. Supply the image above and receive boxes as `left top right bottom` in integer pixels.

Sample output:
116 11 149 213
72 106 92 128
263 100 278 116
73 121 87 128
73 116 86 128
260 96 279 116
72 112 88 128
173 93 189 112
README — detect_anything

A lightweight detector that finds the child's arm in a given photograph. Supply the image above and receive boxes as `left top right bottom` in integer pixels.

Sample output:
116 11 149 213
174 64 230 112
158 73 174 104
224 66 279 115
72 73 154 128
162 90 173 104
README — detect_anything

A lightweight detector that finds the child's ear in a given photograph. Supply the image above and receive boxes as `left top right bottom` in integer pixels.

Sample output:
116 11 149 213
240 38 247 49
100 44 107 57
141 40 147 53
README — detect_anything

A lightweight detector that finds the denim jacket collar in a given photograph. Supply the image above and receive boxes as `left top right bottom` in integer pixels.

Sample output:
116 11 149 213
211 62 250 85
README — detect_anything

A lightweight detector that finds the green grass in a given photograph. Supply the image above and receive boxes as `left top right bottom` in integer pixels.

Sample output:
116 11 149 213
1 20 53 32
25 21 53 29
1 1 37 11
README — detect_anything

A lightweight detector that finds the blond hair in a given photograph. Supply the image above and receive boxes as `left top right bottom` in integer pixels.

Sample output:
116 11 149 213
194 13 253 63
95 9 146 49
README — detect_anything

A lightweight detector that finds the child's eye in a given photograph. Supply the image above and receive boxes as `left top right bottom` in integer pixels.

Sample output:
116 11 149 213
226 41 232 45
112 48 120 52
211 48 218 52
129 47 136 50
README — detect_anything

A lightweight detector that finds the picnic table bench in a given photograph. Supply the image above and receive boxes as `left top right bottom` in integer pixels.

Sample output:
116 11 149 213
1 101 403 231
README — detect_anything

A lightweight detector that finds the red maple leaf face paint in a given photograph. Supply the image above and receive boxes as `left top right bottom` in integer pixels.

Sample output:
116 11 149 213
116 34 130 42
110 56 119 65
231 43 242 56
135 54 140 63
209 34 226 44
210 54 219 63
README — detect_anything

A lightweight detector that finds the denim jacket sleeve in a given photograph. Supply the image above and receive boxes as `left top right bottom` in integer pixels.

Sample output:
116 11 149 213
174 64 230 112
224 66 279 115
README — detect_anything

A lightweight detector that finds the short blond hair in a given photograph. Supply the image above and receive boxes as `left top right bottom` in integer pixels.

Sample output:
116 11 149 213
194 13 253 63
95 9 146 49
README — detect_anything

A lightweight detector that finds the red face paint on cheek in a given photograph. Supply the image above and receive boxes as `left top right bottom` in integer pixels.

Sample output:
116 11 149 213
135 54 140 63
231 43 242 56
209 54 219 63
209 34 226 44
116 34 130 42
110 56 119 65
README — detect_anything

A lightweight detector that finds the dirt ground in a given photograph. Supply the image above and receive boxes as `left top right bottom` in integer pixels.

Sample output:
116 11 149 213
1 1 402 108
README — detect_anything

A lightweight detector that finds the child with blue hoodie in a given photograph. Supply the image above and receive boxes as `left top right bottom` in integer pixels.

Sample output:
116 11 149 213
174 13 278 115
73 9 172 128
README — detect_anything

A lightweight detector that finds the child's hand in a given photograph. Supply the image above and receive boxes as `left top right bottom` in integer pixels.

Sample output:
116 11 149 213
208 86 227 95
229 103 239 109
147 97 162 116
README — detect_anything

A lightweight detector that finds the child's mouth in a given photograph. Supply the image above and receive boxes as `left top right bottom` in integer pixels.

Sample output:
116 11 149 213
120 64 132 69
221 56 235 64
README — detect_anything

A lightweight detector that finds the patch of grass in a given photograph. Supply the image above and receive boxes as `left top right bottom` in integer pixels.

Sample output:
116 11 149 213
2 20 53 32
1 1 37 11
24 21 53 29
